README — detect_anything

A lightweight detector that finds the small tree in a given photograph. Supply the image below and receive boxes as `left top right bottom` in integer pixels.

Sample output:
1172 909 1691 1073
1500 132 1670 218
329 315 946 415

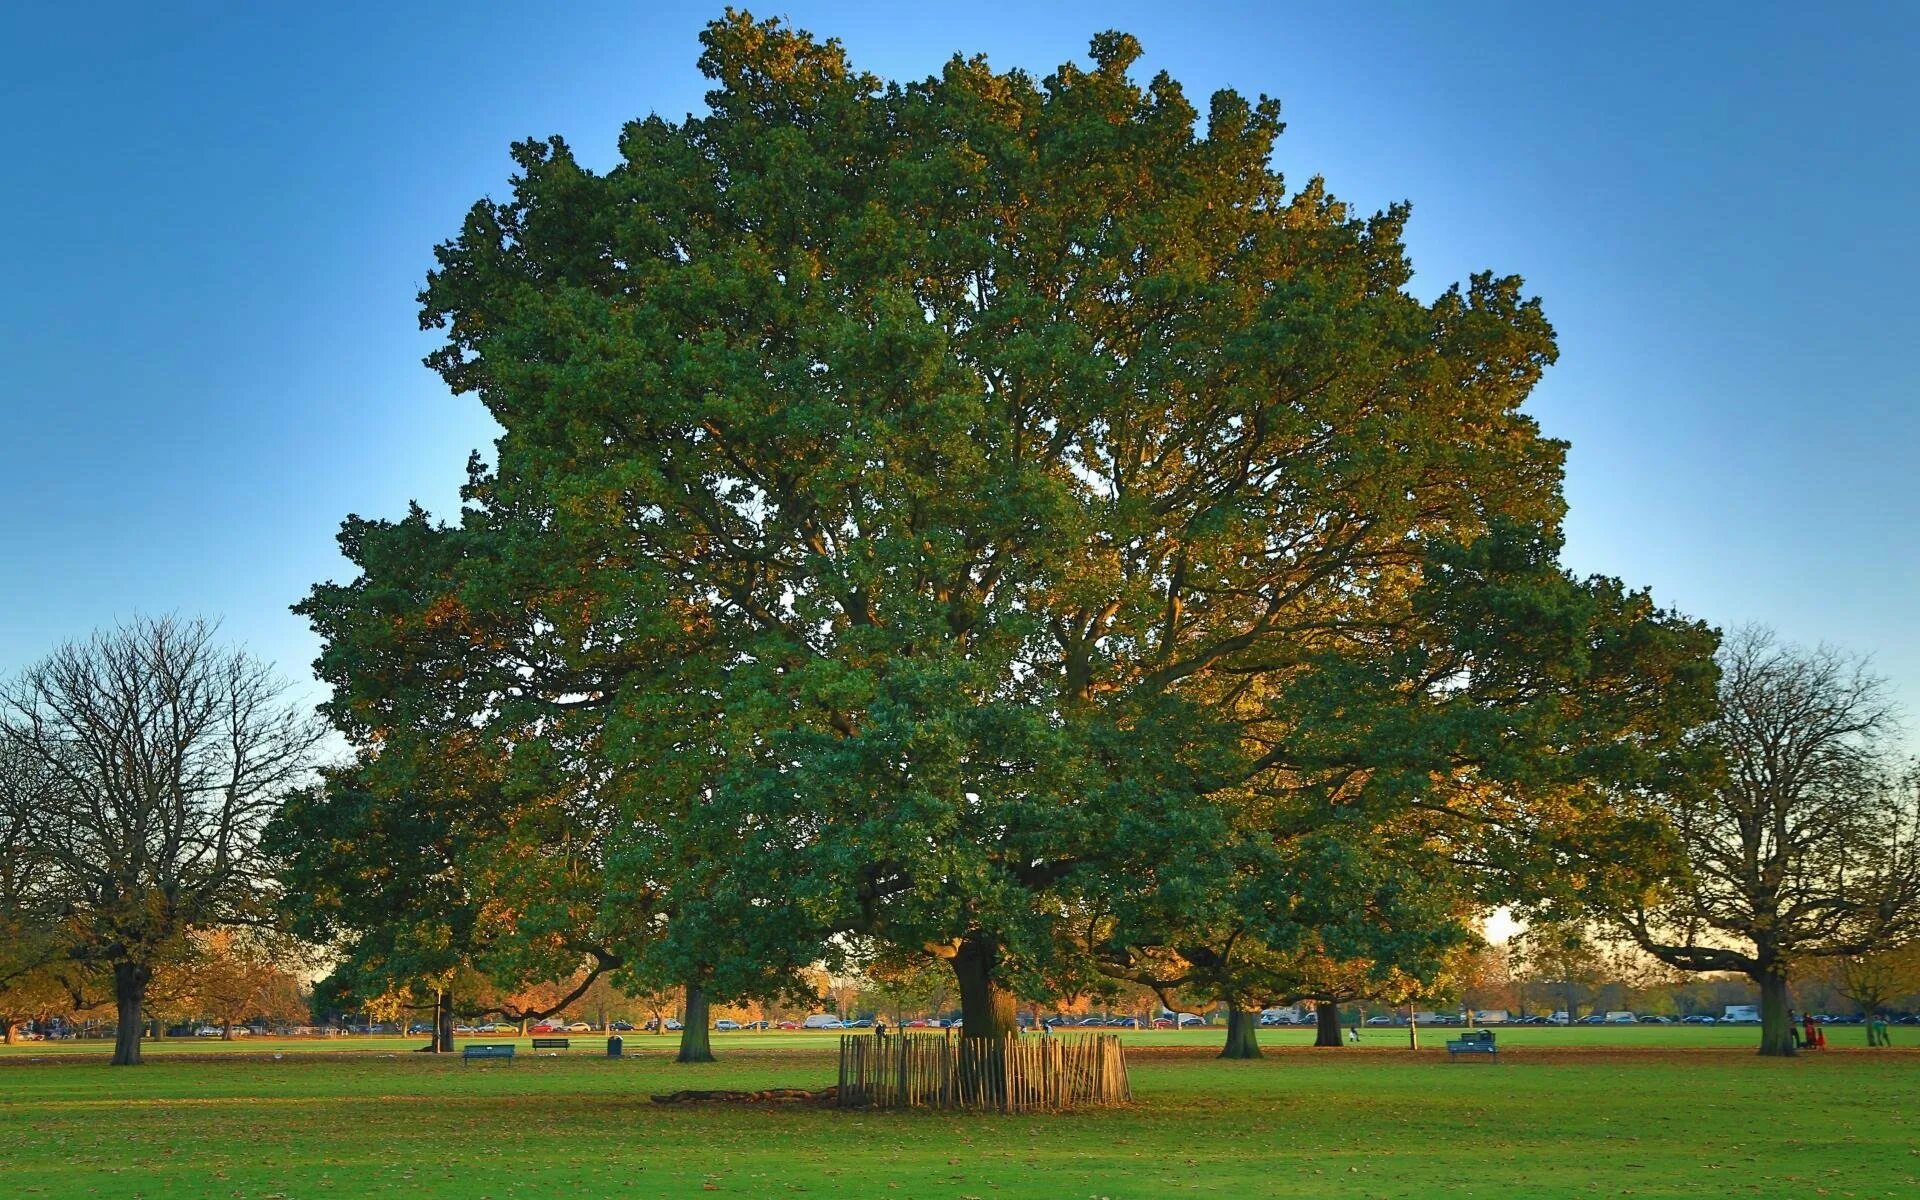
182 929 308 1038
0 617 324 1064
1614 630 1920 1056
1827 944 1920 1026
0 963 77 1045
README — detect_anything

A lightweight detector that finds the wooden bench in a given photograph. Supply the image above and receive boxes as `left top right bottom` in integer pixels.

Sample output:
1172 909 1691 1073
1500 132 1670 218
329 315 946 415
1445 1030 1497 1058
530 1037 570 1051
462 1043 516 1065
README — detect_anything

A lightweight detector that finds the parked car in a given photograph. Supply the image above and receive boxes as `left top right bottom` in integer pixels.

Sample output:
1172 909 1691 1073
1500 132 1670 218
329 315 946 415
530 1022 564 1034
775 1020 800 1030
1680 1015 1716 1024
1364 1015 1397 1027
1151 1017 1175 1029
1109 1017 1139 1028
714 1019 743 1031
1578 1014 1607 1025
846 1018 874 1028
1637 1015 1671 1024
564 1022 592 1033
610 1021 635 1031
801 1014 844 1030
193 1026 223 1038
408 1022 434 1035
1177 1013 1205 1027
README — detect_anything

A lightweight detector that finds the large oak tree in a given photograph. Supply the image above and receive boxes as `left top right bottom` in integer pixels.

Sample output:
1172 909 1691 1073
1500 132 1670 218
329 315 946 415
309 11 1715 1048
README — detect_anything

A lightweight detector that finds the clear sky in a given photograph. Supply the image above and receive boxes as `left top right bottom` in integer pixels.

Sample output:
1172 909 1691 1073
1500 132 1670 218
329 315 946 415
2 1 1916 735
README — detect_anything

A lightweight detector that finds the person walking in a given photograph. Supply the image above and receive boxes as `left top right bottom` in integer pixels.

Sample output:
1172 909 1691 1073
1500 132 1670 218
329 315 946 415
1789 1010 1803 1050
1802 1011 1821 1050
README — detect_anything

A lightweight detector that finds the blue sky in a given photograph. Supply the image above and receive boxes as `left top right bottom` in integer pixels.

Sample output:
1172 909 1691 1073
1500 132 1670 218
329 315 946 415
2 1 1915 735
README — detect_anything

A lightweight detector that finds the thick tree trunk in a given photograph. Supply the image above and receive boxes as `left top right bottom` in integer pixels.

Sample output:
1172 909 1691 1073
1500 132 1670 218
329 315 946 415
950 936 1018 1041
948 937 1018 1106
1315 1000 1344 1047
222 1019 233 1041
1756 963 1796 1058
112 961 150 1067
1219 1001 1262 1059
3 1022 16 1045
433 989 455 1053
677 983 715 1063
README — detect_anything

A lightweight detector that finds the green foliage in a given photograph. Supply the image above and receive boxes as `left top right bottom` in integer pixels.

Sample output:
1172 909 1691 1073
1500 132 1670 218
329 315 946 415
295 10 1717 1028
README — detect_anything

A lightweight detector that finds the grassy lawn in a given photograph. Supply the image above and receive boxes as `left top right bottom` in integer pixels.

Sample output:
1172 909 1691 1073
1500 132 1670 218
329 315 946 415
3 1034 1915 1199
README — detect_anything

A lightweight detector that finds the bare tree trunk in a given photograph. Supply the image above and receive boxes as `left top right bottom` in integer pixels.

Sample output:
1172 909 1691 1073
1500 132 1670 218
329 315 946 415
112 961 150 1066
1757 961 1796 1058
950 937 1018 1041
1315 1000 1344 1047
435 989 455 1053
677 983 714 1063
222 1019 233 1041
1220 1000 1262 1059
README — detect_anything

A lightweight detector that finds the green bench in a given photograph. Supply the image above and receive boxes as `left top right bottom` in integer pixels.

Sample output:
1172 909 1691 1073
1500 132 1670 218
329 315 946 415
530 1037 570 1051
1445 1030 1497 1058
462 1043 516 1065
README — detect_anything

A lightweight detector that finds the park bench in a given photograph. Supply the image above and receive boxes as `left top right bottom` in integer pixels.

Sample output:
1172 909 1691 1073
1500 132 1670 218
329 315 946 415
1445 1030 1497 1058
530 1037 570 1051
462 1043 516 1065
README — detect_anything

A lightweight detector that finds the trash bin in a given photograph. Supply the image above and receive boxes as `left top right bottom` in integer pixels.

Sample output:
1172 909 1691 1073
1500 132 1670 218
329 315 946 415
606 1035 623 1058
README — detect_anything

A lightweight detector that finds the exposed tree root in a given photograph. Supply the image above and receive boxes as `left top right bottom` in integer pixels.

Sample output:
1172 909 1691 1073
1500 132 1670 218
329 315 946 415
649 1086 837 1105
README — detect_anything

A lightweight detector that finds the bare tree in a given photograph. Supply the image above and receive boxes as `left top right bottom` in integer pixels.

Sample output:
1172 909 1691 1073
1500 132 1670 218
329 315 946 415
0 742 60 990
1615 628 1920 1056
1826 943 1920 1026
0 617 324 1064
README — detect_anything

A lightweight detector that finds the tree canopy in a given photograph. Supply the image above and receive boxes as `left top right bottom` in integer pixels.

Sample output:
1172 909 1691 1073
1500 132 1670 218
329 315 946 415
290 10 1719 1048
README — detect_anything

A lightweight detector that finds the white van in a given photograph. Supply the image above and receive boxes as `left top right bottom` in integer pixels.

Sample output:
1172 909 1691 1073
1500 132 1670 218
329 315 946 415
801 1014 845 1029
1721 1005 1760 1024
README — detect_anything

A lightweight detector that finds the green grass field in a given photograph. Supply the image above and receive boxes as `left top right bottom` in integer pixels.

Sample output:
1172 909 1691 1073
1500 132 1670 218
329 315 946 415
3 1029 1915 1198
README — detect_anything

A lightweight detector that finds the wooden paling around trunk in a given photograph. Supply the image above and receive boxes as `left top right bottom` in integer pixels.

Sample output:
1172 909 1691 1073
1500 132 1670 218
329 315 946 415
837 1032 1130 1112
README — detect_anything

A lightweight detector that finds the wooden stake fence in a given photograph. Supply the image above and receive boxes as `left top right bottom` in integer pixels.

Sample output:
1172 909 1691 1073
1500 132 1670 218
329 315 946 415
837 1032 1130 1112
